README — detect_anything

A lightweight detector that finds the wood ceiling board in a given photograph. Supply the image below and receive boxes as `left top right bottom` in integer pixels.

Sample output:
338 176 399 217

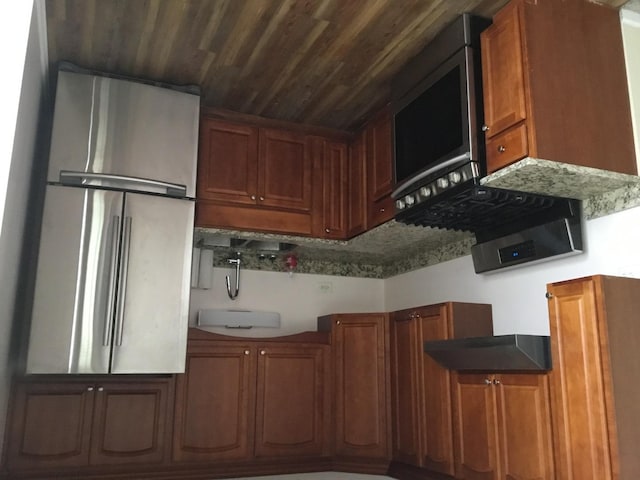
45 0 623 130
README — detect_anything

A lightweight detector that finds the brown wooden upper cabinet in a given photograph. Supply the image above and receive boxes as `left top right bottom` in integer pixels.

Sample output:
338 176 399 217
196 117 316 236
390 302 492 476
5 378 173 472
546 275 640 480
347 129 368 238
452 372 554 480
318 138 349 239
365 108 395 229
481 0 636 175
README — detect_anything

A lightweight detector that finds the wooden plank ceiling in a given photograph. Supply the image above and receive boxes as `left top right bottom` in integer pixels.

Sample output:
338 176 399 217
45 0 625 131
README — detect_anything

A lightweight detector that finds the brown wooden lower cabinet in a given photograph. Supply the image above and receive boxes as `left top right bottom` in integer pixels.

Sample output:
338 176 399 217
317 313 391 473
4 377 173 472
172 330 331 465
452 372 554 480
547 275 640 480
390 302 493 476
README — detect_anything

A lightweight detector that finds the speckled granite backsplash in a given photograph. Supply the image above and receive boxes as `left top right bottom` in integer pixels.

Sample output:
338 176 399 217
195 158 640 279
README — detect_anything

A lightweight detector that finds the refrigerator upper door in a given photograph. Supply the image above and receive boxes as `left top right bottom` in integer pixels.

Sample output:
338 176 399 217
47 70 199 198
110 193 194 374
27 186 123 374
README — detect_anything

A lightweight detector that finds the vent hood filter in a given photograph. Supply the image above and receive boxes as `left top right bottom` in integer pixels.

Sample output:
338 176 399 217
424 334 551 371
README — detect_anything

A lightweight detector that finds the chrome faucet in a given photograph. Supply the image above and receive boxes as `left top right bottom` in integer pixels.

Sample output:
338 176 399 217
226 253 241 300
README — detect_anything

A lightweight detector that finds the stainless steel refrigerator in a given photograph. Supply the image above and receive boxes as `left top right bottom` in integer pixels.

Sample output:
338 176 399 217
26 68 199 374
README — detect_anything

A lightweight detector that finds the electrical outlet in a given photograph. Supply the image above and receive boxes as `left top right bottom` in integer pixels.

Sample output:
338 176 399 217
318 281 333 294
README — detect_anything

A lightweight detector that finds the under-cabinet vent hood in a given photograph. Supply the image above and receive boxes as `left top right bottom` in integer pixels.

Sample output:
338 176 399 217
424 335 551 371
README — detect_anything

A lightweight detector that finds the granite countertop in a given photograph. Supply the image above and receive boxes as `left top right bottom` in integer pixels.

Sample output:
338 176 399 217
195 158 640 279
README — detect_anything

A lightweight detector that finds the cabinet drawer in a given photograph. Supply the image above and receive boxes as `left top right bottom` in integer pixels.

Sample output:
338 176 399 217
486 122 528 173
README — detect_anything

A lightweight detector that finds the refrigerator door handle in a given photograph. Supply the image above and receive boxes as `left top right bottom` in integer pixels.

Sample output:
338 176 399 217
59 171 187 198
103 215 121 346
114 216 132 347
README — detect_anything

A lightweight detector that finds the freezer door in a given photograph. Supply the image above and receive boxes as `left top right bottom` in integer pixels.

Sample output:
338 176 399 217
27 186 123 374
110 193 194 374
47 70 199 198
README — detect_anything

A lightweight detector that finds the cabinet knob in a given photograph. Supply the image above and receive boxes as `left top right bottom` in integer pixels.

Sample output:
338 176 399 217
260 350 266 355
482 125 490 132
497 145 506 153
493 379 501 385
87 386 94 392
244 349 250 355
325 228 330 233
545 292 553 299
259 196 265 201
336 320 341 325
97 386 104 392
250 195 256 200
380 207 385 213
484 378 492 385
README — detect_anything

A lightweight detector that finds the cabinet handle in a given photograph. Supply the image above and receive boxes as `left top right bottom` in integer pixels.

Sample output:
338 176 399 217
545 292 553 299
259 196 265 201
250 195 256 200
493 379 501 385
482 125 490 132
260 350 266 355
380 208 385 212
87 386 94 392
97 386 104 392
497 145 506 153
484 378 492 385
336 320 341 325
325 228 330 233
244 350 250 355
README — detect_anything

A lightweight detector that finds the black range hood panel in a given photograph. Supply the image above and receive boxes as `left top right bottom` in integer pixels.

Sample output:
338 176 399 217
395 180 580 243
423 334 551 371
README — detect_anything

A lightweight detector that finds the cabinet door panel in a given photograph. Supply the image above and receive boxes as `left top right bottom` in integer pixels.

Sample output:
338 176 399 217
390 314 421 465
173 346 255 462
453 373 500 480
481 3 527 137
547 279 612 480
90 381 170 465
6 383 94 470
334 314 389 458
198 119 258 204
347 131 367 237
259 128 312 211
255 345 329 458
322 141 348 239
366 112 393 203
496 374 554 480
418 306 455 476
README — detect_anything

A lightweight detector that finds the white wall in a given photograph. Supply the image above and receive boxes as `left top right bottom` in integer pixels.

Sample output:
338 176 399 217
385 204 640 335
0 0 46 456
190 268 385 337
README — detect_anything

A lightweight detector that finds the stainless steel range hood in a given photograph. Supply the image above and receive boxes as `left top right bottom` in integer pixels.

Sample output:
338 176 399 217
423 335 551 371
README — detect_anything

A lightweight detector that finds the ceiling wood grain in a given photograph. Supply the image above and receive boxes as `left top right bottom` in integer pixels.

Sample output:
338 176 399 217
45 0 625 131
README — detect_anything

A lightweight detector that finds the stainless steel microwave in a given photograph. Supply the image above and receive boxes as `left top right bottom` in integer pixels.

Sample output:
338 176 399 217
392 14 491 209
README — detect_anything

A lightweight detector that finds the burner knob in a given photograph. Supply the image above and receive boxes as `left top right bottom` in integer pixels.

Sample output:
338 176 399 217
436 177 449 189
404 194 415 206
419 186 431 198
395 199 406 210
448 171 462 184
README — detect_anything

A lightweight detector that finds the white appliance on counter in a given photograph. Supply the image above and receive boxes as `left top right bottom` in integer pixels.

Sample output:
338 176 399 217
26 66 199 374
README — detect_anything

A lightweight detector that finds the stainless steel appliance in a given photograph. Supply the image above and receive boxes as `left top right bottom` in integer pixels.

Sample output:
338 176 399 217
424 334 552 371
26 67 199 374
392 13 491 207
